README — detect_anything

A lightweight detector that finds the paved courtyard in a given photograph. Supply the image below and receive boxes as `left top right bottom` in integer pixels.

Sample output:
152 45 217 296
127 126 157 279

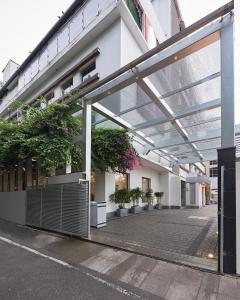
91 205 218 270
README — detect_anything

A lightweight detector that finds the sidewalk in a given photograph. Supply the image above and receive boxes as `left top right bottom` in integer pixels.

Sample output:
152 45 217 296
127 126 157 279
0 219 239 300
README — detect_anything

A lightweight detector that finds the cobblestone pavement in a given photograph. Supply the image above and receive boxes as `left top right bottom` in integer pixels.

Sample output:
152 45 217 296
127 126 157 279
91 205 218 270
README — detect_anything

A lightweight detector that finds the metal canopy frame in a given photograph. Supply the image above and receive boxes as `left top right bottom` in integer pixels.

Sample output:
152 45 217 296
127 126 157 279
81 12 235 169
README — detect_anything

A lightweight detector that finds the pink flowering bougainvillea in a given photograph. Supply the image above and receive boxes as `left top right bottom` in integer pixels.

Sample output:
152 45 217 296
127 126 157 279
91 127 142 173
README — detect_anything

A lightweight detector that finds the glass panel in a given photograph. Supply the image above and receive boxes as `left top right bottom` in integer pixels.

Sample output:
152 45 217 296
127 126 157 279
177 151 199 161
147 39 220 97
24 66 32 85
121 102 165 127
84 0 98 27
142 177 151 193
58 26 69 53
39 48 48 71
162 77 220 113
151 130 184 148
70 10 83 41
165 144 193 155
186 119 221 136
18 74 25 91
178 107 221 127
194 138 221 151
141 122 172 136
100 83 151 115
31 59 39 78
200 149 218 161
48 38 58 61
115 174 129 191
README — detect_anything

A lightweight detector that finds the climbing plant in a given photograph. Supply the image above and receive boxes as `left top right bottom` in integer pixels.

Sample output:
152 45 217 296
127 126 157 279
0 99 142 176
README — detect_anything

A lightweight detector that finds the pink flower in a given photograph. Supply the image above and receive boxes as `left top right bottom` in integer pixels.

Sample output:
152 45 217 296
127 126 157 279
60 127 69 135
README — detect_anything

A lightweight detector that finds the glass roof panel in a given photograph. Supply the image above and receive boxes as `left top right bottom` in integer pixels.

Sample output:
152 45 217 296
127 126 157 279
147 39 220 98
151 130 185 148
99 83 151 115
140 122 172 136
120 102 165 127
162 77 220 113
194 138 221 151
199 149 218 161
186 119 221 136
178 107 221 127
164 144 193 155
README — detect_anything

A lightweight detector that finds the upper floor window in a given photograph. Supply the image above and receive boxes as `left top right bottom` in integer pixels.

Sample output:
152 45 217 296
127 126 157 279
44 91 55 103
61 77 73 95
81 61 96 82
127 0 143 30
210 160 217 166
210 167 218 178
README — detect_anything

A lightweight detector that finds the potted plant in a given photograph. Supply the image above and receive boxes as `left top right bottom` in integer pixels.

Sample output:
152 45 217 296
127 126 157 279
110 189 131 217
130 187 144 214
143 189 154 211
155 192 164 209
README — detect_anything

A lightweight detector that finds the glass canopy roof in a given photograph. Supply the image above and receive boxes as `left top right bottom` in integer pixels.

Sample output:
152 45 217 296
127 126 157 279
84 14 236 166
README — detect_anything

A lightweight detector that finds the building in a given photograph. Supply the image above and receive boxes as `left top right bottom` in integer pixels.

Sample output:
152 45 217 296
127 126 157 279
0 0 208 216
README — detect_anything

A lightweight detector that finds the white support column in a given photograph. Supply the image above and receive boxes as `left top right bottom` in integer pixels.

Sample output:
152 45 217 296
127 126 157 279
82 101 92 237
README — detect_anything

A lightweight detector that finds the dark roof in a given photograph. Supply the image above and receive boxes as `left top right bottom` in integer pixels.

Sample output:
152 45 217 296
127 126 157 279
0 0 86 99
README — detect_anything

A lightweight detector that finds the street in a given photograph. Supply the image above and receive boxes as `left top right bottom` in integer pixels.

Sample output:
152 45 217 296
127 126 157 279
0 236 159 300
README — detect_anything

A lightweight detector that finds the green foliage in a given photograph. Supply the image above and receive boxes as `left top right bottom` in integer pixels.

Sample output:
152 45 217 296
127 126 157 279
0 101 81 175
154 191 164 204
143 188 154 204
110 188 131 209
0 98 140 177
130 187 144 206
92 127 140 173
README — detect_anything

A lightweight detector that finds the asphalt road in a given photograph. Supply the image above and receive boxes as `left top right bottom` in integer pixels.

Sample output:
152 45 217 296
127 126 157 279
0 239 160 300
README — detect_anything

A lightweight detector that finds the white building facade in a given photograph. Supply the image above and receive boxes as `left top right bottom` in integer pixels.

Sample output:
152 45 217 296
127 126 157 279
0 0 207 215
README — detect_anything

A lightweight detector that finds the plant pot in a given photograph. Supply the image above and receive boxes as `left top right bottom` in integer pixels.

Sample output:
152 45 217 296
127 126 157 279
144 204 154 211
116 208 128 217
131 205 142 214
155 203 162 210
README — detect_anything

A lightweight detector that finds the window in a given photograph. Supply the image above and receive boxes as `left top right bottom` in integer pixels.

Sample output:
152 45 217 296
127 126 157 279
210 160 217 166
115 173 129 191
61 77 73 94
210 167 218 177
44 91 55 102
142 177 151 193
81 61 96 82
127 0 143 30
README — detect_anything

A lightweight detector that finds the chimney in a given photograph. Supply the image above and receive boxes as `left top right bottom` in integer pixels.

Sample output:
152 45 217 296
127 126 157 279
2 60 19 83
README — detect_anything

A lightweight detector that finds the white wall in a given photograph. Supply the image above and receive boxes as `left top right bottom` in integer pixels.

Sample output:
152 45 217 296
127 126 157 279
236 161 240 274
169 173 181 207
94 165 164 213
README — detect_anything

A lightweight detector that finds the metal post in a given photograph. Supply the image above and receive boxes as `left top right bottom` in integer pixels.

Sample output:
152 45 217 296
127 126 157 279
82 100 92 238
221 16 235 148
220 166 224 273
218 14 236 274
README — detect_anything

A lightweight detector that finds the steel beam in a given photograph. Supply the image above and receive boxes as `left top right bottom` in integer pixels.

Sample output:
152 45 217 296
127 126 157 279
221 17 235 147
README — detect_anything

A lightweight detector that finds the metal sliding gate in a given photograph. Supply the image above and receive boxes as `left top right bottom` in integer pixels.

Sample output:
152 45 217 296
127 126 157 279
26 182 89 238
